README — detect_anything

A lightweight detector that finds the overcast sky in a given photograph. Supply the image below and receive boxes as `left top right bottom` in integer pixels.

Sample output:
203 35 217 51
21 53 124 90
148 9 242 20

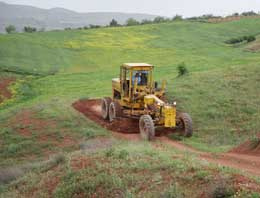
3 0 260 17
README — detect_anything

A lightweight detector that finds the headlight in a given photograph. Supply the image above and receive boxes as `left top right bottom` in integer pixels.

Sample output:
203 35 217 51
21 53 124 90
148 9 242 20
173 102 177 106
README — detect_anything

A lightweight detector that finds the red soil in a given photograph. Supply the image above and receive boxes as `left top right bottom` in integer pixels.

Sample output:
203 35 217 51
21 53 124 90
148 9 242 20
0 78 15 104
72 99 140 134
208 15 260 23
73 99 260 177
9 110 78 152
229 136 260 156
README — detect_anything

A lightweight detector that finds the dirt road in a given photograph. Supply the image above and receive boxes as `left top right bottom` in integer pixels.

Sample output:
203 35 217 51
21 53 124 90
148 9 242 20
73 99 260 176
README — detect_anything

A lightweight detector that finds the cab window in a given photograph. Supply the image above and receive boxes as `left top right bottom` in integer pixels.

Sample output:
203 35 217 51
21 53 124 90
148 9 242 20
132 71 148 86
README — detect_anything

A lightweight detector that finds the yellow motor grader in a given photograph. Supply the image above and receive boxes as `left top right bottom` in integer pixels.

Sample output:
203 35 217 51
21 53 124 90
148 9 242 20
101 63 192 140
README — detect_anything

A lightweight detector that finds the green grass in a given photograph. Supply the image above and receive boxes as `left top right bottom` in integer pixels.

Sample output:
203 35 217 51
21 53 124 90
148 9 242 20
1 18 259 151
0 18 260 194
1 140 260 197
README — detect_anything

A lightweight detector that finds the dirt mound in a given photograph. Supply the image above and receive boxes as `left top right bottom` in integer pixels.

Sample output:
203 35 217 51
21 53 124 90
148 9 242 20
246 43 260 52
72 99 139 134
229 136 260 156
0 78 15 104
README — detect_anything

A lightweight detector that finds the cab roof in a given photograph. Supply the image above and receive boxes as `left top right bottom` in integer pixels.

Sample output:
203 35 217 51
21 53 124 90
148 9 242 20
122 63 153 69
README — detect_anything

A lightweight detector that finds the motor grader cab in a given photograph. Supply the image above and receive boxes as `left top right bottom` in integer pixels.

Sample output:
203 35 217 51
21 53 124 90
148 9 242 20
101 63 192 140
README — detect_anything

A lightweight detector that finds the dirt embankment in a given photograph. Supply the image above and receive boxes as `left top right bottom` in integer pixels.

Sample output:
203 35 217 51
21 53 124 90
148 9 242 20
230 137 260 156
72 99 140 134
0 78 15 104
73 99 260 176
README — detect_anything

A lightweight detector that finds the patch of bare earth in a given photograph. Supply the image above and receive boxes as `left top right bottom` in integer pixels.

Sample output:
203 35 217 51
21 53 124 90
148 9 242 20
0 78 15 104
73 99 260 177
9 110 78 155
72 99 141 140
208 15 260 23
246 43 260 52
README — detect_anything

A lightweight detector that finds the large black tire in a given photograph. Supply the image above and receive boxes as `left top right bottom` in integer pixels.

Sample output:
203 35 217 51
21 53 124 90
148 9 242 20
139 115 155 141
109 101 122 122
177 113 193 137
101 97 112 120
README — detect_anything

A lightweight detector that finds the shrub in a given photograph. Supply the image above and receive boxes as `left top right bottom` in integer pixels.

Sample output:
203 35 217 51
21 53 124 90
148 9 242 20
241 11 257 16
105 148 115 157
141 19 153 25
109 19 119 27
225 35 256 44
172 15 183 21
23 26 37 33
5 25 16 34
89 24 101 29
211 182 234 198
126 18 140 26
246 35 256 42
6 144 19 154
118 149 129 160
153 16 167 23
177 62 189 76
250 136 260 149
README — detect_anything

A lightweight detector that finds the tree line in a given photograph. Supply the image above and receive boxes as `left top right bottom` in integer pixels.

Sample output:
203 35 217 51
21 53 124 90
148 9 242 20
5 25 45 34
4 10 260 34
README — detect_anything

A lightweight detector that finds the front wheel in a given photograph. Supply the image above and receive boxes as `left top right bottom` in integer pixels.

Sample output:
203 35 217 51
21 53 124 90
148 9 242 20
139 115 155 141
176 113 193 137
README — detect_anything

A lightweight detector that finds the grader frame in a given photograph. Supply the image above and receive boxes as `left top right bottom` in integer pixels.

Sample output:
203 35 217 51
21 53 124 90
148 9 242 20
101 63 192 140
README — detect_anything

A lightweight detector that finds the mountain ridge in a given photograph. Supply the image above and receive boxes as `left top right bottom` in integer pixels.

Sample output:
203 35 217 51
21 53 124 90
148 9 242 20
0 1 159 33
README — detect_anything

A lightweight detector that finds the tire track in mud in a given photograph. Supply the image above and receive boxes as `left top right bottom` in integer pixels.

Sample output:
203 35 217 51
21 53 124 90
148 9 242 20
73 99 260 176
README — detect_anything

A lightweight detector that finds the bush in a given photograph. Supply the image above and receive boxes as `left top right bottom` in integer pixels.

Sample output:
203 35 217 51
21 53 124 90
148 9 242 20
250 136 260 149
23 26 37 33
153 16 167 23
141 19 153 25
109 19 119 27
211 182 234 198
246 35 256 42
89 24 101 29
172 15 183 21
225 35 256 44
6 144 19 154
118 149 129 160
241 11 257 16
126 18 140 26
5 25 16 34
105 148 115 157
177 62 189 76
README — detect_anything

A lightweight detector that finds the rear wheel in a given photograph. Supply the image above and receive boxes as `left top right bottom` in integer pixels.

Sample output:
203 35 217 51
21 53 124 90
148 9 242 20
109 101 122 122
177 113 193 137
139 115 155 141
101 97 112 120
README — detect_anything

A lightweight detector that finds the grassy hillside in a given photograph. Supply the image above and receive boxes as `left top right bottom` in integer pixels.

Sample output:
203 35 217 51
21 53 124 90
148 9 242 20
0 18 260 196
1 18 259 146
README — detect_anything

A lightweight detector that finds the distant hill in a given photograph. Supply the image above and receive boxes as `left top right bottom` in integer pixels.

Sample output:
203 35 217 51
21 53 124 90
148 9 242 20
0 1 158 33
